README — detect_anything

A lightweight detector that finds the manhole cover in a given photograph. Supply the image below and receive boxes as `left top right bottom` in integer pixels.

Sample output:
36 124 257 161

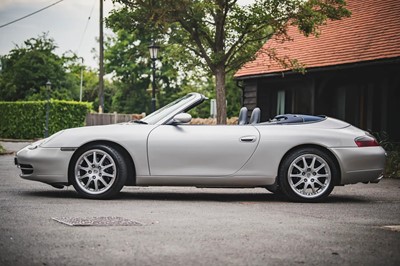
381 225 400 232
52 216 143 226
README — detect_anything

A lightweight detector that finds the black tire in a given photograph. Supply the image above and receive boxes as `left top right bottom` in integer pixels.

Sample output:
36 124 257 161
278 147 338 202
70 144 128 199
265 182 282 195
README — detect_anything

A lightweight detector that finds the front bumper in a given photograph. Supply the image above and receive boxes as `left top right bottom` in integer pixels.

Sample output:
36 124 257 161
15 145 75 185
330 146 386 185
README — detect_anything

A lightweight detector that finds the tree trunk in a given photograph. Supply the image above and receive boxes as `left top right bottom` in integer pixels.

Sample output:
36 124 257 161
215 65 227 125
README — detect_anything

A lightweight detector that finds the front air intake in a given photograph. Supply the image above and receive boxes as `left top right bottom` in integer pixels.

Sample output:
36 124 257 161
19 164 33 175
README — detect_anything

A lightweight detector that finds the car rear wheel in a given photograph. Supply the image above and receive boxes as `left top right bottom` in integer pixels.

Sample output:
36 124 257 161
279 148 337 202
70 144 127 199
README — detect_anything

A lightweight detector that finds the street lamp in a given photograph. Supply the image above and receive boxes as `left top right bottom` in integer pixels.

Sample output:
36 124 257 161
45 80 51 138
148 41 160 112
79 57 84 102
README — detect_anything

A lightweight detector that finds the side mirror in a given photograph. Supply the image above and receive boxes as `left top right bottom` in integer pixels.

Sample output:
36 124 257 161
172 113 192 124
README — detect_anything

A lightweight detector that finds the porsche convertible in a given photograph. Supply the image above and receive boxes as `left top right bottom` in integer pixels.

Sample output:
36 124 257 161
15 93 386 202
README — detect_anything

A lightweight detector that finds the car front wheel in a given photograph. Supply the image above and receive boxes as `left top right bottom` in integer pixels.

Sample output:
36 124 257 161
70 144 128 199
279 148 338 202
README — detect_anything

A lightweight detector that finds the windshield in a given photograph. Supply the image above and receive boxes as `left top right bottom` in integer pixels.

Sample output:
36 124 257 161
141 93 200 125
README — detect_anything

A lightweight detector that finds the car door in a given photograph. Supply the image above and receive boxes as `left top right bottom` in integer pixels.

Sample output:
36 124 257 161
147 125 260 176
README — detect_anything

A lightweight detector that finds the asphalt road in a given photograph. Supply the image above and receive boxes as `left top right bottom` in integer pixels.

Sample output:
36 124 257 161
0 142 399 266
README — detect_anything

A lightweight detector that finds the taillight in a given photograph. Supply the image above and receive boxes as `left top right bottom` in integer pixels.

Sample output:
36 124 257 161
355 135 379 147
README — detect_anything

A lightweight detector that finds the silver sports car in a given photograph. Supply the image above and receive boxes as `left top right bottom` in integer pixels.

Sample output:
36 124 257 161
15 93 386 202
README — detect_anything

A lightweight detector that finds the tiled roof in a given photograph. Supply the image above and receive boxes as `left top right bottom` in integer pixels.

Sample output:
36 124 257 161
235 0 400 78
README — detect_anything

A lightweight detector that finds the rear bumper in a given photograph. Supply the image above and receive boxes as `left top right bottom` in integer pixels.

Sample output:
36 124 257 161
330 146 386 185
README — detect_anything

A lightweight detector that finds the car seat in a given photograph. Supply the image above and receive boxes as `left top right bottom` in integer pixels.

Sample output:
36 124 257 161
238 107 248 125
249 107 261 124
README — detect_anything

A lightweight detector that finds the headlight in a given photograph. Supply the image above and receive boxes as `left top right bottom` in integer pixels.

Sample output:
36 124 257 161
27 130 65 150
28 139 46 150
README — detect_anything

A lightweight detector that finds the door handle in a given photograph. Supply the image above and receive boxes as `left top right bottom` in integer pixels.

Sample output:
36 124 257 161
240 136 257 142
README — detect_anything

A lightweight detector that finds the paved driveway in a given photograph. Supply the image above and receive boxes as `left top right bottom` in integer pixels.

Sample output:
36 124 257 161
0 147 399 266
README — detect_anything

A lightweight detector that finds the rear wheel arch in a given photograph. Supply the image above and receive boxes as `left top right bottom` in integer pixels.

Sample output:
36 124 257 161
68 140 136 186
278 144 341 186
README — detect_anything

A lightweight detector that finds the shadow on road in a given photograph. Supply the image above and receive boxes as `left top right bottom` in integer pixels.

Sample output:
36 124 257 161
21 189 369 203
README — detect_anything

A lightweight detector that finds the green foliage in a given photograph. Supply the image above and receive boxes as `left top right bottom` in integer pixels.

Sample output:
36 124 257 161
104 27 186 114
0 100 92 139
386 150 400 178
373 132 400 178
0 33 83 101
0 144 5 154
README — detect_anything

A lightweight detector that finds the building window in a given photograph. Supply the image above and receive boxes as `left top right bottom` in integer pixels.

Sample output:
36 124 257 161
277 90 285 115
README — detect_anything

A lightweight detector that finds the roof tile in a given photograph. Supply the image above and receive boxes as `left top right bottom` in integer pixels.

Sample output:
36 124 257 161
235 0 400 78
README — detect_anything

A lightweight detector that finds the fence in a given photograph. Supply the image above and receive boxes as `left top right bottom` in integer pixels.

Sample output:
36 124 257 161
86 112 145 126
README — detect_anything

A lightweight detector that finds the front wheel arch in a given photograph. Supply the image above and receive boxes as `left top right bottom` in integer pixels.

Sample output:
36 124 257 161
68 140 136 186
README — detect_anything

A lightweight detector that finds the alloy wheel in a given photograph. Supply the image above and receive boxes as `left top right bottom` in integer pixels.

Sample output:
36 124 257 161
287 154 332 199
74 149 117 195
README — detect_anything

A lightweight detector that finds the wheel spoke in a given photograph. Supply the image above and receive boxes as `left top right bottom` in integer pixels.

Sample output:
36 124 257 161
84 157 92 167
93 151 98 164
99 177 108 187
78 165 90 172
78 173 89 180
293 164 303 172
102 164 113 171
102 172 114 178
315 179 325 187
293 179 303 188
94 180 99 191
315 163 326 173
316 173 328 178
99 154 106 166
310 157 316 169
302 156 308 168
85 179 92 188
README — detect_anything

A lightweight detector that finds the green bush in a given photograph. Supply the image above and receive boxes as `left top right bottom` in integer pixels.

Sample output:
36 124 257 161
0 100 92 139
373 132 400 178
0 143 5 154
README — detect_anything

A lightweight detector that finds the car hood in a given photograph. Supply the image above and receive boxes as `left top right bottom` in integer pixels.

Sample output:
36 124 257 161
41 123 156 148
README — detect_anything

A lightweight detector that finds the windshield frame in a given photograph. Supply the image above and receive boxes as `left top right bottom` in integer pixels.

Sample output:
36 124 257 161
141 93 206 125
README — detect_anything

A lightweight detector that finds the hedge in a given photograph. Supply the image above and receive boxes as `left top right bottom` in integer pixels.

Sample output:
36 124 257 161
0 100 92 139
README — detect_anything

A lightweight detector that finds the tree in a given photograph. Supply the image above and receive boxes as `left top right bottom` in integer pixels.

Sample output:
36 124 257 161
109 0 350 124
0 33 81 101
104 29 152 114
104 26 197 114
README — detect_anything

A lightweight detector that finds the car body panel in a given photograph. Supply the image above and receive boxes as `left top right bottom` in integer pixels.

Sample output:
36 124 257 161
331 146 386 184
16 147 72 184
147 125 260 176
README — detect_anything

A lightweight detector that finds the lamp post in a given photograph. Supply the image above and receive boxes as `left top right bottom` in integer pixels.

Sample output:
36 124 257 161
148 41 160 112
79 57 84 102
45 80 51 138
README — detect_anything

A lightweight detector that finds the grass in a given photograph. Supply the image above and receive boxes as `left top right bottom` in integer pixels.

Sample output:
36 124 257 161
0 143 7 154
